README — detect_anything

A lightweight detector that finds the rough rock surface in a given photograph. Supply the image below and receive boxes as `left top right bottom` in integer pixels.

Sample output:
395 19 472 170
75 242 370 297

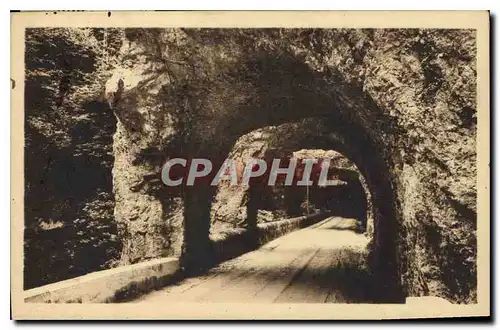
105 29 476 303
106 39 184 262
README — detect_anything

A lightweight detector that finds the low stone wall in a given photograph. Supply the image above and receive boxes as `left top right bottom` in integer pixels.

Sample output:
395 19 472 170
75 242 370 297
212 212 331 263
24 214 330 303
257 212 331 245
24 257 180 303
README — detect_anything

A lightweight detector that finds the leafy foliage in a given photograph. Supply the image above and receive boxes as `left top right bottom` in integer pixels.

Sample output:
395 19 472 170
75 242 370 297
24 28 124 289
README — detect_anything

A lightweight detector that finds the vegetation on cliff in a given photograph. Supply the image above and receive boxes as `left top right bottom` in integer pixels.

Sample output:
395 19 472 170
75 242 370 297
24 28 123 288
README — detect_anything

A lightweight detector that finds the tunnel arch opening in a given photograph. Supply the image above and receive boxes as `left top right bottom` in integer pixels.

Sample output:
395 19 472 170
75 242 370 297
102 28 478 303
179 96 404 301
180 113 403 302
106 30 406 301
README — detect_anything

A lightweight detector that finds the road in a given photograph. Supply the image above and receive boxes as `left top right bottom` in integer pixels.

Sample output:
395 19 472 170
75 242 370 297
132 217 376 303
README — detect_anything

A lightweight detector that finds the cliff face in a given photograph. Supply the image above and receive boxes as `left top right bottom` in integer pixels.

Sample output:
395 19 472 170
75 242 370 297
326 29 477 302
106 28 476 302
104 37 185 262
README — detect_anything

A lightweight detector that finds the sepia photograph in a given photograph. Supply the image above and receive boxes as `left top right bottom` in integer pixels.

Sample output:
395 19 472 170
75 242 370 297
10 11 490 320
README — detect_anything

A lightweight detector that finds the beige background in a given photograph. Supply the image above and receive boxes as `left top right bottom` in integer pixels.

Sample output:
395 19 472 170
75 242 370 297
10 10 490 319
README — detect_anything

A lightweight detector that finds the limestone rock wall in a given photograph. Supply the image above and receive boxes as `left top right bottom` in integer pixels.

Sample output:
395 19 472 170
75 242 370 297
106 38 185 263
346 29 476 302
282 29 476 302
105 28 477 303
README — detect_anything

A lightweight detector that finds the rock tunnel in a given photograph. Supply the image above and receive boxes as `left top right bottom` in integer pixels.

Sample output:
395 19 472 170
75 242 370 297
112 47 404 300
178 115 401 301
106 28 477 303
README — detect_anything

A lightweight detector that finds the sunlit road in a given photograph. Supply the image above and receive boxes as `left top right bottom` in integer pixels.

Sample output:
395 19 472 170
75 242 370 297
132 217 374 303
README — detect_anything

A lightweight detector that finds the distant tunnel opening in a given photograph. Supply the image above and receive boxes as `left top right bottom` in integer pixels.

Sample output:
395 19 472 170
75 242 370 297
210 122 375 231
